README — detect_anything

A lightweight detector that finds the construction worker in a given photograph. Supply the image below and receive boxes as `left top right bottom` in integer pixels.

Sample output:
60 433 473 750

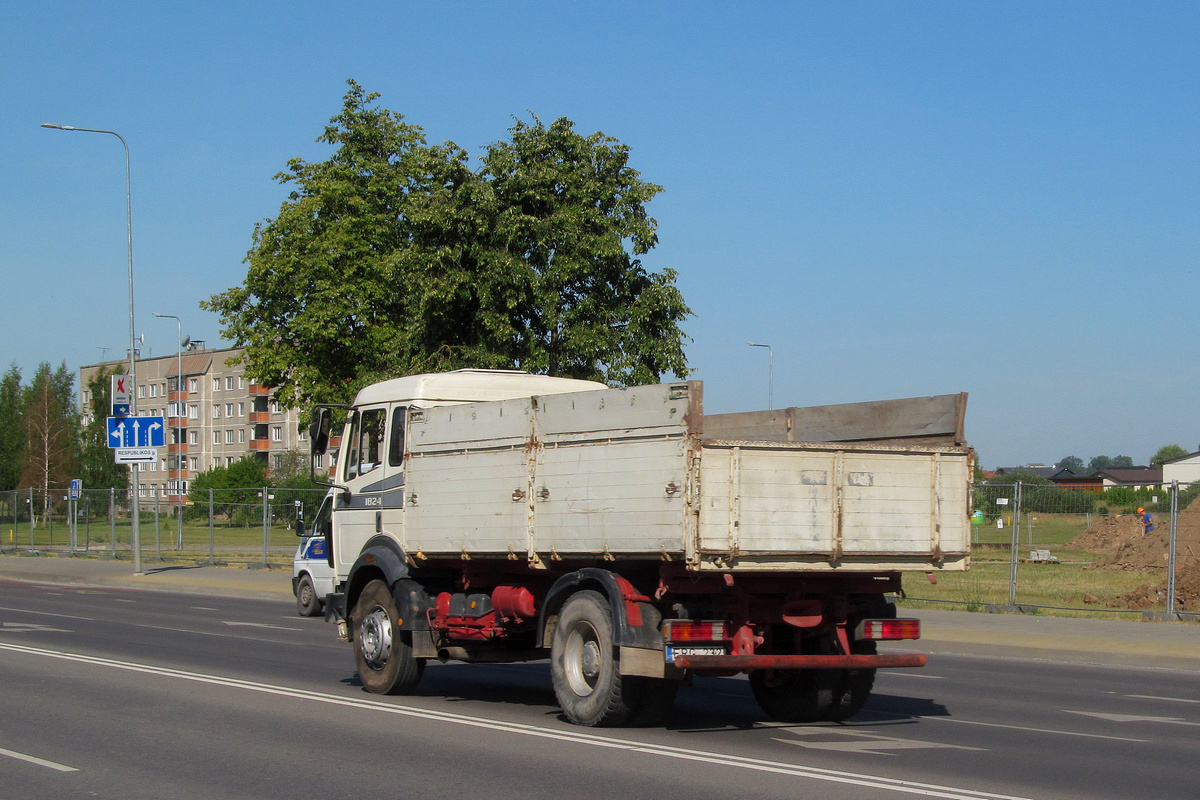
1138 507 1155 535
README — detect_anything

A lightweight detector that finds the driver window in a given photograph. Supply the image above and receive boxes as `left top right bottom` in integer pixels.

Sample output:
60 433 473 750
344 408 386 481
387 406 407 468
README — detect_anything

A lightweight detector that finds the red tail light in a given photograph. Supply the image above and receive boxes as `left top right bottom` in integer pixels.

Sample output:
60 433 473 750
855 618 921 640
663 620 729 642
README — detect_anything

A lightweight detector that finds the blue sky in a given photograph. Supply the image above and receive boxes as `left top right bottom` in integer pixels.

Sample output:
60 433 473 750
3 2 1197 469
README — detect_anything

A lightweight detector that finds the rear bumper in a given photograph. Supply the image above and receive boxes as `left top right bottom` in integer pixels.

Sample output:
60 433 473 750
673 653 926 670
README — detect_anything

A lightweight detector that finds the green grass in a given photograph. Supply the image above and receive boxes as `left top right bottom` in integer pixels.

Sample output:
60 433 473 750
901 559 1163 619
2 518 298 564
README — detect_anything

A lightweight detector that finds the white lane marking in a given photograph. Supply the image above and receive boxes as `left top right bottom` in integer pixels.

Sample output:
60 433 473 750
1126 694 1200 705
222 621 302 631
774 727 984 755
0 641 1034 800
0 745 78 772
191 607 219 611
1066 711 1200 728
926 716 1149 742
882 672 944 680
113 599 136 603
865 711 1149 743
1 622 74 634
0 605 94 621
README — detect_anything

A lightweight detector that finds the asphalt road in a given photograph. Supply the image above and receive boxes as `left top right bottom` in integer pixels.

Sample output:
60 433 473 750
0 576 1197 800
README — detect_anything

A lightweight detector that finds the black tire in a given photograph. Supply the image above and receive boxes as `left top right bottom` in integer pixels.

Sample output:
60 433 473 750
551 590 635 727
295 574 323 617
351 579 425 695
626 677 679 727
822 640 877 722
750 669 837 723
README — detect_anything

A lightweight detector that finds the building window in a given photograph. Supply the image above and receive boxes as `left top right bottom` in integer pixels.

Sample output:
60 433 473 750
189 378 198 393
226 457 234 467
315 454 324 469
150 384 157 398
238 429 246 444
239 377 245 390
190 457 198 471
213 404 221 419
213 431 220 445
189 404 199 420
83 390 90 404
226 403 234 417
138 385 146 398
273 454 283 470
188 430 198 445
225 430 235 444
272 426 282 442
237 402 244 417
213 377 220 392
226 376 235 390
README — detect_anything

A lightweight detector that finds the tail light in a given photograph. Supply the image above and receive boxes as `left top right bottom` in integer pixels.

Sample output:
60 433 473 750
663 620 729 643
855 618 921 640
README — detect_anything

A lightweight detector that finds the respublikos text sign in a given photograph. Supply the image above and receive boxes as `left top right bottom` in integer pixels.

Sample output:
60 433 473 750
114 448 157 464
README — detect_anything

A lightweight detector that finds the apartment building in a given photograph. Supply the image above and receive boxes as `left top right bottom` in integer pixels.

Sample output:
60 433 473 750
79 346 305 505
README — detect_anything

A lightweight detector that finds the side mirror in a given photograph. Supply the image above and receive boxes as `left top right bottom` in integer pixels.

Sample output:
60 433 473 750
295 518 306 537
310 408 331 456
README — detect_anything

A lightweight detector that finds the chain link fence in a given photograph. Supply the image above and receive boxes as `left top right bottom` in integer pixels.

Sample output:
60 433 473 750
901 479 1200 619
0 486 327 566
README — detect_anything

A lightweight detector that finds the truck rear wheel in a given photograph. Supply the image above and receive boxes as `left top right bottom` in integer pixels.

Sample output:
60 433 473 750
822 640 877 722
352 579 425 695
749 669 837 723
551 590 635 727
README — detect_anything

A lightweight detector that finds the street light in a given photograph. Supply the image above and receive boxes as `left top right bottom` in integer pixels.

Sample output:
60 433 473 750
747 341 774 410
43 122 142 574
154 312 184 549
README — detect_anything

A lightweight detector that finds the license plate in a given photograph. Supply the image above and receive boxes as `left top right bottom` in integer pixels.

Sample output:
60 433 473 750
666 645 727 661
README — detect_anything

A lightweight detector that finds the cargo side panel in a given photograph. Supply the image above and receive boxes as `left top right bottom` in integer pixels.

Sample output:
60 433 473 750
534 437 690 555
697 442 971 570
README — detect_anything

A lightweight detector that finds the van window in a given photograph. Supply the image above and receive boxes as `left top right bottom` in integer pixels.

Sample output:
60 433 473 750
388 407 407 468
344 408 386 481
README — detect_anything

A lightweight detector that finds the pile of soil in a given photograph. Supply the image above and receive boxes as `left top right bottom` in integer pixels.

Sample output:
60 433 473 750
1067 503 1200 610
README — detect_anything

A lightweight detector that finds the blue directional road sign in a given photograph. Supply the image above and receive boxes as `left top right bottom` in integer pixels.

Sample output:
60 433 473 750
107 416 165 448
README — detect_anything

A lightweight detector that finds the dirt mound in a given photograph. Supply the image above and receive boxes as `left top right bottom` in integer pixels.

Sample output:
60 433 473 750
1068 502 1200 611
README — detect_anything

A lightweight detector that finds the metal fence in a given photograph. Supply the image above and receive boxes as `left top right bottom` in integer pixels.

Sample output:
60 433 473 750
0 486 327 566
902 480 1200 619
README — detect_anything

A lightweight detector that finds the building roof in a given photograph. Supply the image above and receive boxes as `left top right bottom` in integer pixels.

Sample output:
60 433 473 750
995 465 1059 479
1162 450 1200 465
1093 468 1163 484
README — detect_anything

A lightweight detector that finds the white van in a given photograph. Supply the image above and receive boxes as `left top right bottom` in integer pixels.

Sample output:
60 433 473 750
292 493 335 617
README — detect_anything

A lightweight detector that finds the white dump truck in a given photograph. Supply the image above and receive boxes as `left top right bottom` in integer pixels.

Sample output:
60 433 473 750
307 369 973 726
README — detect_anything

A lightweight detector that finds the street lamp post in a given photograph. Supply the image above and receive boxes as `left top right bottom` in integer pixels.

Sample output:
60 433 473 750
154 312 184 549
747 341 774 410
42 123 142 574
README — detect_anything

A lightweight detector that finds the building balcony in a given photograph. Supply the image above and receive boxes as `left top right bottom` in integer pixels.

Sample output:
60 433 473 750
249 411 270 424
249 439 271 451
248 383 271 396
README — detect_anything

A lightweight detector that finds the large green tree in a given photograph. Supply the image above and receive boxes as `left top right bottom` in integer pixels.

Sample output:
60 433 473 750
204 80 690 409
0 365 24 492
19 363 78 518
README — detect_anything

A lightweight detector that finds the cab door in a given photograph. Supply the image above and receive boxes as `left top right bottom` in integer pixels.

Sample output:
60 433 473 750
332 405 388 577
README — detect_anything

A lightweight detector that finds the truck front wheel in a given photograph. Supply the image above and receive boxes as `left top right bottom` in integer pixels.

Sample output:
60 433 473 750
551 590 635 727
352 579 425 695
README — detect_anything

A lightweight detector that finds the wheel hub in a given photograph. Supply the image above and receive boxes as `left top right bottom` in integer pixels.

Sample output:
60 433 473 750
360 606 392 669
